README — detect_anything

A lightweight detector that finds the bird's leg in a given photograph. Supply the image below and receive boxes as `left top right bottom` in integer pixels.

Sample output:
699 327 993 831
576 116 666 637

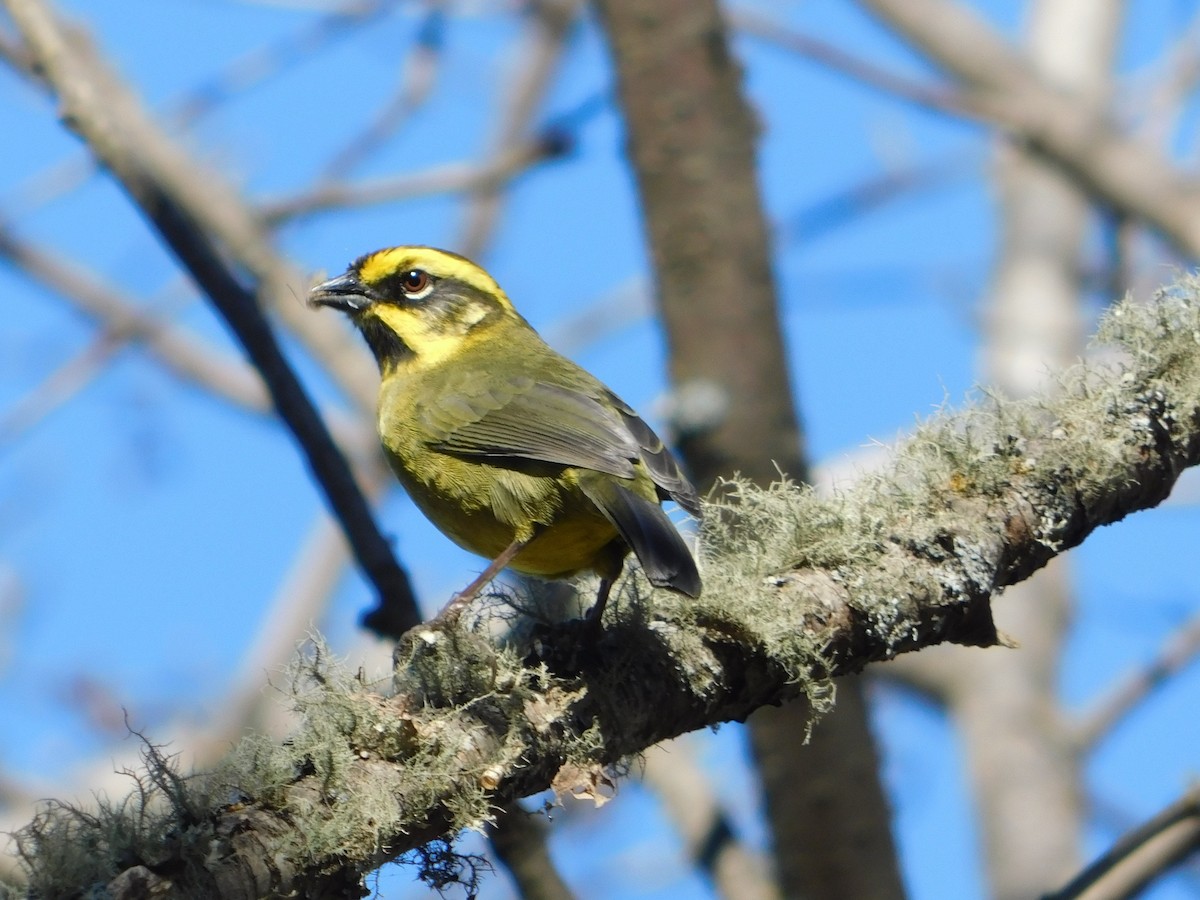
580 549 628 633
583 578 614 633
434 536 530 625
583 554 623 634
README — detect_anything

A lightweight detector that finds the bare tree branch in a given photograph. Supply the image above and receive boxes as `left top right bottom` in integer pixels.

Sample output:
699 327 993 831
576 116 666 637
780 150 980 247
317 3 444 181
457 0 580 260
171 0 393 128
731 7 972 119
1044 786 1200 900
3 0 391 217
0 225 271 417
259 142 559 226
209 502 385 748
2 0 379 410
0 332 120 445
854 0 1200 259
3 0 419 635
1072 608 1200 749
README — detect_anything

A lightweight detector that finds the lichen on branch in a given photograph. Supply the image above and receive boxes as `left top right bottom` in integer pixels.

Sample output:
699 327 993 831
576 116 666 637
10 283 1200 898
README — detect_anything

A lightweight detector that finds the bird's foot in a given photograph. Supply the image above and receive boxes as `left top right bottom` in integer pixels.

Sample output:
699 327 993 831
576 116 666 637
429 587 480 629
580 603 606 640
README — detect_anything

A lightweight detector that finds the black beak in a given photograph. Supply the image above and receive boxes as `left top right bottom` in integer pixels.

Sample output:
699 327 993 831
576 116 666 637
308 271 372 313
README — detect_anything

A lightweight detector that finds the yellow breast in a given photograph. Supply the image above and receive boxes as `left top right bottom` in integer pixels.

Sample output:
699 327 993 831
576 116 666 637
379 392 621 579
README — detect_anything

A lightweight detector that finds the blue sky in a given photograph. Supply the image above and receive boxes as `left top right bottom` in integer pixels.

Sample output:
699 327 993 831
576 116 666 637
3 1 1200 897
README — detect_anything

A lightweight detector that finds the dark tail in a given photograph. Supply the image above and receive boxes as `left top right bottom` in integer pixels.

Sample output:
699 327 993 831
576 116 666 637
580 476 701 597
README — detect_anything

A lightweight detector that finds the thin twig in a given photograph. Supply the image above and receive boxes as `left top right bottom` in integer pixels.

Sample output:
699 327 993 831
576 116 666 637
731 7 972 119
457 0 580 259
1043 786 1200 900
3 0 392 217
317 2 445 181
172 0 393 127
780 149 980 245
0 223 369 457
259 143 555 225
0 332 119 445
1072 608 1200 749
1121 9 1200 148
208 495 391 752
0 223 271 415
854 0 1200 259
3 0 381 410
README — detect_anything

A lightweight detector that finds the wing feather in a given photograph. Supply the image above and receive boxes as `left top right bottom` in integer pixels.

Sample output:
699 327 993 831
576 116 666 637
608 393 701 516
421 369 701 521
422 375 639 478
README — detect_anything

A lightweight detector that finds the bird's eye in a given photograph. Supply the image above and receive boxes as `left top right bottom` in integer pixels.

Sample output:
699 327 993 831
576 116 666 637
400 269 431 296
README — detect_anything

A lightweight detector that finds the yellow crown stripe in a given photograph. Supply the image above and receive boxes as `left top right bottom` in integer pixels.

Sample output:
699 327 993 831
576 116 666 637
359 246 515 312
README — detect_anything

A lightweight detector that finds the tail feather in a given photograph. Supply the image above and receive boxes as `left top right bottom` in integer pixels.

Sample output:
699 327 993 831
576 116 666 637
580 476 701 598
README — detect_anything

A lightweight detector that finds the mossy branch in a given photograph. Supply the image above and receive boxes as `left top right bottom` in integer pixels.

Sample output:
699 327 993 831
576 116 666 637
11 283 1200 898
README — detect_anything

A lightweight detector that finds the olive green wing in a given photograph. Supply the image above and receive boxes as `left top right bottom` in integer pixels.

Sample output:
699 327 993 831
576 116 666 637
421 374 701 519
419 373 641 480
424 371 703 597
605 391 701 517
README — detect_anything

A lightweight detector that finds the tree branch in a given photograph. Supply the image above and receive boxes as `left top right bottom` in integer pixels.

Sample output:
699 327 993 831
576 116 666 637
854 0 1200 259
456 0 580 260
731 7 972 119
4 0 419 636
1044 786 1200 900
1072 608 1200 749
13 286 1200 897
0 224 272 417
2 0 379 410
258 143 558 227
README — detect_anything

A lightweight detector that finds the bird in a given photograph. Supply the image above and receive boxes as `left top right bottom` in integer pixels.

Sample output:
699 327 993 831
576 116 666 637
308 246 702 627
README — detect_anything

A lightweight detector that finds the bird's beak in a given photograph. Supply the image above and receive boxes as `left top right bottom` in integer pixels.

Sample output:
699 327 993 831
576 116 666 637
308 271 372 313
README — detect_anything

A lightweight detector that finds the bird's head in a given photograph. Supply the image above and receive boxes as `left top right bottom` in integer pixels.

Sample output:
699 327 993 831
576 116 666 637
309 246 520 373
